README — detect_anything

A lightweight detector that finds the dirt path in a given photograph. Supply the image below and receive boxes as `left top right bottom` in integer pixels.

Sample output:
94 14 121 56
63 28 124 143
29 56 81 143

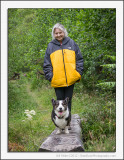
26 84 42 108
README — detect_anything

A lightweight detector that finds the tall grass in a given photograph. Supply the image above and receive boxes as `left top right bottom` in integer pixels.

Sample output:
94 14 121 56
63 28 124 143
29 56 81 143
8 77 56 151
8 77 116 152
73 83 116 151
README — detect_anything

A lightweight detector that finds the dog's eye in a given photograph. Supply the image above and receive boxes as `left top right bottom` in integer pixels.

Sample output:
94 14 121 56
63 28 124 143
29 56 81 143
56 102 59 106
62 102 66 106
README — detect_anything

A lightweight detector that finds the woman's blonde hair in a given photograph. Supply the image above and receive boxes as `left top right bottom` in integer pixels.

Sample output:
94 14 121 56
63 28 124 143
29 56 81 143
52 23 68 40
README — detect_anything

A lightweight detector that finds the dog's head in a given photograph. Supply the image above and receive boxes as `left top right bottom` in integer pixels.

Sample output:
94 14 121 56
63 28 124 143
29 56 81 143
51 97 69 116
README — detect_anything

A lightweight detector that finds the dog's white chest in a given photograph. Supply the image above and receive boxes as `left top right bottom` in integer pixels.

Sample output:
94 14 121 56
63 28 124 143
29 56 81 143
54 117 67 129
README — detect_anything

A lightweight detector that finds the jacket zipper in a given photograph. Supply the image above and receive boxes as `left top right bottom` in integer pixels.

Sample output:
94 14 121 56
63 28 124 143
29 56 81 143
61 45 68 87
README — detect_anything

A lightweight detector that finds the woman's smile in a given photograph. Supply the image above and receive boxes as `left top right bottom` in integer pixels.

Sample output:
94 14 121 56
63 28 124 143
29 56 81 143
54 28 65 42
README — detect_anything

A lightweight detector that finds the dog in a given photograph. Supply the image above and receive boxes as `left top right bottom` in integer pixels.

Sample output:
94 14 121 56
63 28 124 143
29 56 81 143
51 97 71 134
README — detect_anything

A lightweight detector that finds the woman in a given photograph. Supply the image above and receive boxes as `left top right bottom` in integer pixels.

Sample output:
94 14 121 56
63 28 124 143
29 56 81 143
43 23 83 111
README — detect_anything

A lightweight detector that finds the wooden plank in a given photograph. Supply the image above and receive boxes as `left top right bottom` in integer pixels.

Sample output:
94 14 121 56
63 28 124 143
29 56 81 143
39 114 84 152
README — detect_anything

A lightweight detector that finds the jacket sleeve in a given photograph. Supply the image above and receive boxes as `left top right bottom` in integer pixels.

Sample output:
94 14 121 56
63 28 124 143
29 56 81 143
43 46 53 82
75 42 83 76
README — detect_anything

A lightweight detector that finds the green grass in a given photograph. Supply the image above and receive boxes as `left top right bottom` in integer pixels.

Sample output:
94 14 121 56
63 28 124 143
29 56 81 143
8 77 116 152
8 77 56 151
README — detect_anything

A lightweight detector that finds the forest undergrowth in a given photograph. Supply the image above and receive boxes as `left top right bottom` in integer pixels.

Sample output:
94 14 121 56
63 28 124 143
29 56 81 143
8 76 116 152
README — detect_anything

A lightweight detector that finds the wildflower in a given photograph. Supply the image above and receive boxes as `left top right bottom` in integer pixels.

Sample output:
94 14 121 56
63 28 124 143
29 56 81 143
24 110 29 114
26 114 32 120
24 109 36 121
30 110 36 115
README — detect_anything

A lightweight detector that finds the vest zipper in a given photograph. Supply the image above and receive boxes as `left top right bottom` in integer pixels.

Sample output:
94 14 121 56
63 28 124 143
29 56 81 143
61 45 68 87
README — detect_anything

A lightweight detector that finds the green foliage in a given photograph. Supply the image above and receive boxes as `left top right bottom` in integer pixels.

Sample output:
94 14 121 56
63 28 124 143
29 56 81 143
97 82 116 90
101 64 116 69
76 9 116 91
81 96 116 151
97 54 116 91
8 8 116 93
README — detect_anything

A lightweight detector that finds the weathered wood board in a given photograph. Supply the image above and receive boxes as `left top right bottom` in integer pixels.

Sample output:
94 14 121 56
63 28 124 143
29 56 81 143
39 114 84 152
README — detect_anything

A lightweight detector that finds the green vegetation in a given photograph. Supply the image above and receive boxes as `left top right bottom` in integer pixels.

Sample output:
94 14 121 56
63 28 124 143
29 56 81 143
8 77 115 152
8 9 116 152
8 76 55 151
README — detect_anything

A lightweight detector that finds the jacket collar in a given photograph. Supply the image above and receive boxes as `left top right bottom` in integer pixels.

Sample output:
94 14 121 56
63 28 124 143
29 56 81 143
51 37 70 46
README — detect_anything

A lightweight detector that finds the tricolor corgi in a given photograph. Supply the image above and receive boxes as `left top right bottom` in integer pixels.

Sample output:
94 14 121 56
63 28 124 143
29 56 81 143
51 97 71 134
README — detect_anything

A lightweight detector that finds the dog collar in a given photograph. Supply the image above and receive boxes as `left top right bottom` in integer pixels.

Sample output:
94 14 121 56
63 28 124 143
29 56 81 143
57 116 64 119
56 114 64 119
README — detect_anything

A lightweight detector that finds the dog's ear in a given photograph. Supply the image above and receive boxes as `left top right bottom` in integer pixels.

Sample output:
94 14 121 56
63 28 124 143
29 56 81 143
51 98 56 106
65 97 69 104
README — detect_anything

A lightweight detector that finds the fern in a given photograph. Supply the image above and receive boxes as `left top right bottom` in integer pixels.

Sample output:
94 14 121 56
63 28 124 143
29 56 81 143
97 82 116 90
101 64 116 69
104 55 116 61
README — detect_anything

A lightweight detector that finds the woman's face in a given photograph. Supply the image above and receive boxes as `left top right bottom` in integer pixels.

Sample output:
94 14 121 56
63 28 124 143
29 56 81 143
54 28 65 42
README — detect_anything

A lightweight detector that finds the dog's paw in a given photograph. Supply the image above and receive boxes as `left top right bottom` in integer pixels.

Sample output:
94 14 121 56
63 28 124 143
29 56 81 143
56 129 61 134
65 129 69 134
